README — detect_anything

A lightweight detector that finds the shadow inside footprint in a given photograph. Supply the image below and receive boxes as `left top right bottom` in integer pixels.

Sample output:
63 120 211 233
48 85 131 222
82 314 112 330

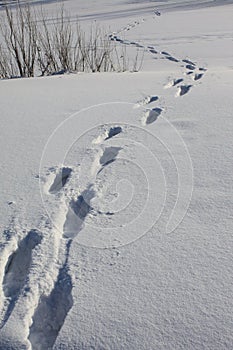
183 59 195 66
186 64 195 70
149 96 159 103
149 49 158 54
100 147 122 167
49 167 72 194
63 187 95 239
136 95 159 107
144 108 162 125
28 242 73 350
161 51 170 56
70 189 95 221
194 73 203 81
177 85 192 97
173 78 183 86
1 230 42 327
105 126 122 140
166 56 179 63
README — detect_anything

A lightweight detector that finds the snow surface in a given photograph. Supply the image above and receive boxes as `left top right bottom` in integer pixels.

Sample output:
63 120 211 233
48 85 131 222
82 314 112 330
0 1 233 349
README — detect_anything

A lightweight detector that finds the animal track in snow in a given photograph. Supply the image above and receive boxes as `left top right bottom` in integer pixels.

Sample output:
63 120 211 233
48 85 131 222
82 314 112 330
182 59 195 66
1 230 42 326
164 78 183 89
135 95 159 107
176 85 192 97
0 11 208 345
105 126 122 140
161 51 170 56
100 147 122 167
142 108 163 125
93 126 122 144
199 67 207 72
109 18 144 42
108 13 207 134
185 64 196 70
135 43 144 48
149 49 158 54
173 78 184 86
165 56 180 63
63 186 95 239
49 167 72 194
28 242 73 350
193 73 203 81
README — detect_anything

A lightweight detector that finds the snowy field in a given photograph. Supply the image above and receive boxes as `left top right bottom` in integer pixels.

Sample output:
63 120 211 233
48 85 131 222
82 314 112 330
0 0 233 349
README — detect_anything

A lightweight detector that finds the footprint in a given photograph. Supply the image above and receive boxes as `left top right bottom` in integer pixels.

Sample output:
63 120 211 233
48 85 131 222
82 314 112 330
199 67 207 72
166 56 179 63
115 37 123 43
1 230 42 326
161 51 170 56
70 192 94 222
100 147 122 167
135 44 144 48
193 73 203 81
28 243 73 350
63 186 95 239
176 85 192 97
185 64 195 70
149 49 158 54
165 78 183 89
135 95 159 107
105 126 122 141
183 59 195 66
49 167 72 194
173 78 183 86
93 126 122 145
142 108 163 125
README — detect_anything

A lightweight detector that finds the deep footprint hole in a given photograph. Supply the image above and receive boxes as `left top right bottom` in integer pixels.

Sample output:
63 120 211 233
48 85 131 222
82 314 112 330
194 73 203 81
146 108 163 124
186 64 195 70
100 147 122 166
183 59 195 66
49 167 72 194
178 85 192 96
105 126 122 140
1 229 42 327
173 78 183 86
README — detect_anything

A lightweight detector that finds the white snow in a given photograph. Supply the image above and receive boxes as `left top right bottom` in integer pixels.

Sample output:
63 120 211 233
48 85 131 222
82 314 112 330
0 1 233 349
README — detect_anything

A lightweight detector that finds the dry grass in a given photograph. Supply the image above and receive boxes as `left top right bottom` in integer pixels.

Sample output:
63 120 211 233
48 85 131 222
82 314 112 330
0 3 143 78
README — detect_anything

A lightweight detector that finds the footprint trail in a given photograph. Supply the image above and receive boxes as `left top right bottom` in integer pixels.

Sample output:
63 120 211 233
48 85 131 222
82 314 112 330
176 84 192 97
0 9 208 346
28 241 73 350
1 230 42 327
49 167 72 194
142 108 163 125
